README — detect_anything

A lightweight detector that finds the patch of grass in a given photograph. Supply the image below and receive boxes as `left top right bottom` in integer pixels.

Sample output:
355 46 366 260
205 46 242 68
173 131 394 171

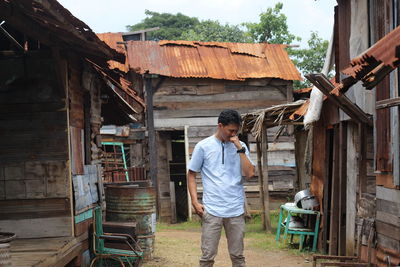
245 210 312 256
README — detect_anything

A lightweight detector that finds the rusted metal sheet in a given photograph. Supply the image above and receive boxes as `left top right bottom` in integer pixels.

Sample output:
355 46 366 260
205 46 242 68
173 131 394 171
294 87 312 94
97 33 129 72
88 59 145 113
339 0 393 172
0 0 123 62
159 40 267 58
289 100 310 120
342 22 400 89
125 41 301 81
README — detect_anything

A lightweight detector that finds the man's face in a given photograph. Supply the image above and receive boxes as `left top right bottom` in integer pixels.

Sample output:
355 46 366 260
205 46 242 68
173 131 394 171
218 123 240 142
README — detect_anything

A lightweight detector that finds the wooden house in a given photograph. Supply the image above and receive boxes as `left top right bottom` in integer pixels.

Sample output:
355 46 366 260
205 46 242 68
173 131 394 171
300 0 400 265
241 2 400 264
112 40 301 222
0 0 142 265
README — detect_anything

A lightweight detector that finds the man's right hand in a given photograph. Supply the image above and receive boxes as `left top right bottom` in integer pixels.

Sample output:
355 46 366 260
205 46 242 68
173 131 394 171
192 202 204 217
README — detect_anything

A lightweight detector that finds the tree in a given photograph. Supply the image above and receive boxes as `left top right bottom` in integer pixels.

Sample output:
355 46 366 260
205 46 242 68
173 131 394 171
126 10 200 40
291 32 329 89
180 20 251 42
244 2 300 44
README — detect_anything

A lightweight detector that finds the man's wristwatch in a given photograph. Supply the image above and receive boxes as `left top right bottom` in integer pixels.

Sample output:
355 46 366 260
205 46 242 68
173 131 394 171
237 147 246 153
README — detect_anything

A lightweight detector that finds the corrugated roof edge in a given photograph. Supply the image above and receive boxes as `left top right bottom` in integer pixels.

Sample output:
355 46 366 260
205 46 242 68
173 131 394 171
158 40 266 58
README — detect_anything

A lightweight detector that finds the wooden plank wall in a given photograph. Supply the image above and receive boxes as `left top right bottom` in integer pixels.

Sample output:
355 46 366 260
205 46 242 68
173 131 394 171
376 186 400 264
0 55 71 238
82 65 103 166
70 61 105 241
154 78 289 128
156 132 172 222
153 77 295 217
295 130 310 191
369 0 400 261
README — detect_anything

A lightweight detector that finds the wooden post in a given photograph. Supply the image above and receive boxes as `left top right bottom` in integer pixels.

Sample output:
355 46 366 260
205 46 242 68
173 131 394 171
145 77 160 217
170 181 177 223
257 127 271 231
338 121 347 256
346 122 357 256
184 125 192 220
329 125 340 255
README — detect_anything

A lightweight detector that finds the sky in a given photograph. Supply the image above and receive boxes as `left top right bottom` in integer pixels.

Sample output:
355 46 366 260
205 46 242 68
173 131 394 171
58 0 336 48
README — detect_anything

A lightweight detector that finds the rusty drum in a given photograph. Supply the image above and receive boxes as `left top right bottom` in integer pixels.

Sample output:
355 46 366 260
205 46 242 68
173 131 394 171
105 184 156 260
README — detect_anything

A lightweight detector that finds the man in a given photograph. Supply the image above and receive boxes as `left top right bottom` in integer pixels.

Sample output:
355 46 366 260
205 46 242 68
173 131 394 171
188 109 255 267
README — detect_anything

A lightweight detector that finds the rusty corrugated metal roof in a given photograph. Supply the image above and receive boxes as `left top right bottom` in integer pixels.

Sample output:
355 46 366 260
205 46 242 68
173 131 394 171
126 41 301 81
294 87 312 94
87 59 145 114
97 33 130 72
342 25 400 88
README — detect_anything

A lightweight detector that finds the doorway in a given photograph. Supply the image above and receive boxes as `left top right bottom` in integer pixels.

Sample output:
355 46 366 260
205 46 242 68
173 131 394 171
169 131 188 221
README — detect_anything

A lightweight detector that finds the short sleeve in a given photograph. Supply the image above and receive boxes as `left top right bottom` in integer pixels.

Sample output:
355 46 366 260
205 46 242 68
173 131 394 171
188 143 204 172
241 142 256 166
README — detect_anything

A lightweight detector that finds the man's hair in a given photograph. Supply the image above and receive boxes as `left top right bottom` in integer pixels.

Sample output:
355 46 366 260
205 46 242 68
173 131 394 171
218 109 241 126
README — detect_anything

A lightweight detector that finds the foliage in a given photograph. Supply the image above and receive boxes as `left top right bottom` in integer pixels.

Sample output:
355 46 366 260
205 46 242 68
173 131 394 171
243 3 300 44
126 10 200 40
180 20 251 42
291 32 330 89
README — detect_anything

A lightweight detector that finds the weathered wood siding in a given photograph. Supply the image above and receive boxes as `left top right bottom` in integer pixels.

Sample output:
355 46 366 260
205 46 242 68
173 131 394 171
0 55 71 237
156 131 172 222
154 78 289 128
369 0 400 262
152 77 295 220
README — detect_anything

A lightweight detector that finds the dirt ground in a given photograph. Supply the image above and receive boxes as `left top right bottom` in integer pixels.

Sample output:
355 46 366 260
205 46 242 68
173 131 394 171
142 228 311 267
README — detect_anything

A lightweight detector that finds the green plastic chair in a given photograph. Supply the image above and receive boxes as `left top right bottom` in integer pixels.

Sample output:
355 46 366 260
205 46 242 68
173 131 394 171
90 206 143 267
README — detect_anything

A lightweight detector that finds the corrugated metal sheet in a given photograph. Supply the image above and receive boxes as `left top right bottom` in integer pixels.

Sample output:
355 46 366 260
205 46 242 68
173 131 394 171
294 87 312 94
97 33 129 72
87 59 145 114
342 25 400 85
126 41 301 81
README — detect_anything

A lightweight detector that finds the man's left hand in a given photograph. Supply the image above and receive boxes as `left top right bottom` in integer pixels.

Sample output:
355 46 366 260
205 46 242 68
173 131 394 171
229 136 242 149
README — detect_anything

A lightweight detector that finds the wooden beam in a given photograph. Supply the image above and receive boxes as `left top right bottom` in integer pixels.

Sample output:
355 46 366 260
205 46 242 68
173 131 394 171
0 23 24 50
306 74 373 126
376 97 400 109
338 121 348 256
145 77 160 218
170 181 177 224
257 128 271 231
329 125 340 255
184 125 192 221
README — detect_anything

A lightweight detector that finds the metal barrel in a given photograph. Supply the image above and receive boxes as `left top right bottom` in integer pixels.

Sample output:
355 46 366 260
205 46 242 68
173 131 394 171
0 243 11 267
137 234 155 261
105 184 156 260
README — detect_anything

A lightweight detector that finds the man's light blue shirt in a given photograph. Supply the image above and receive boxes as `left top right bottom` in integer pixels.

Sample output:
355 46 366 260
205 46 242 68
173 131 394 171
188 135 255 218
